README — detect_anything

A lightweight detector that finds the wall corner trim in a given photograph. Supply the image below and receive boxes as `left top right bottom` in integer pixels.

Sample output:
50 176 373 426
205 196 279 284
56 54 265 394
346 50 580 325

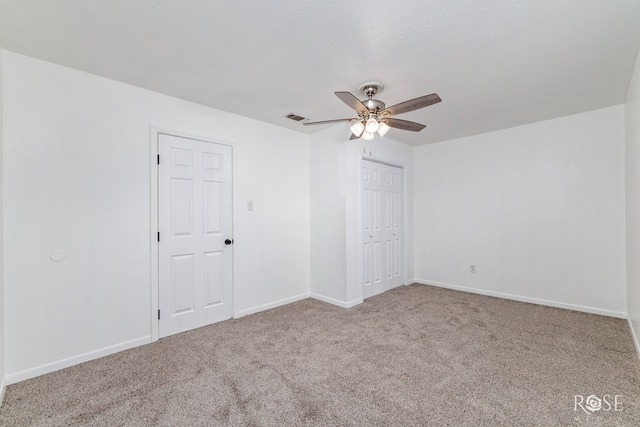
414 279 627 319
0 377 6 407
5 336 152 386
310 293 363 308
628 317 640 360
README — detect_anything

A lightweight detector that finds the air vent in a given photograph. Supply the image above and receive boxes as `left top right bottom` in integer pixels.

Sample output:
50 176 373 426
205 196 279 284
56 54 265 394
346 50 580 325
285 113 306 122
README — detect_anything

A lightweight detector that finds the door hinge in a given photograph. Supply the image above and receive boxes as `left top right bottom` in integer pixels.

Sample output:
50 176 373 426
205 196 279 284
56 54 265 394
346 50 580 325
158 309 160 320
157 154 160 165
157 232 160 242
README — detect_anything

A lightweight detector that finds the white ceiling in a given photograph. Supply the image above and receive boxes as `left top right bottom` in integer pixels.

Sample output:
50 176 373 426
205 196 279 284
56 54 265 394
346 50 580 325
1 0 639 146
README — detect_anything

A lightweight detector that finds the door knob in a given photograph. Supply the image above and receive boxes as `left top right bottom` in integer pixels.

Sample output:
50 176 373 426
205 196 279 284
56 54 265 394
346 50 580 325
225 239 234 245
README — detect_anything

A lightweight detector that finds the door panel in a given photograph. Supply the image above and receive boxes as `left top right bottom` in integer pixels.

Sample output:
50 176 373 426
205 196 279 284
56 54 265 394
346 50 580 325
390 167 403 288
159 133 233 338
204 251 223 306
204 181 222 234
171 179 193 236
171 254 194 314
362 170 372 291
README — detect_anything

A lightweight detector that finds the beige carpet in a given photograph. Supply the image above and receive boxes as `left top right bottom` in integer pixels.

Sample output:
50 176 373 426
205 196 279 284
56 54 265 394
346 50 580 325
1 284 639 426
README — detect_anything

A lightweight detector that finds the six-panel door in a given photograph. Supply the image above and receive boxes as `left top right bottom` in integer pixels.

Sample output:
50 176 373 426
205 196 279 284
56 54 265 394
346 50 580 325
158 134 233 338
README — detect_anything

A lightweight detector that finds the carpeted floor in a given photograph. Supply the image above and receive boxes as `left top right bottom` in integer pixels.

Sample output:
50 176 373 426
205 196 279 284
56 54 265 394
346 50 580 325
1 284 639 426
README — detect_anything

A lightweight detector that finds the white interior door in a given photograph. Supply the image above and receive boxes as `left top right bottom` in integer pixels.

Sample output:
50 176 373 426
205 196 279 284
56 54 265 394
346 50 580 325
158 133 233 338
362 160 403 298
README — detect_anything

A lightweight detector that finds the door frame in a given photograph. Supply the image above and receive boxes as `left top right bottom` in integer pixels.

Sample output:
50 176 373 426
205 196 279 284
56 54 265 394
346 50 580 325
359 158 406 299
149 126 237 342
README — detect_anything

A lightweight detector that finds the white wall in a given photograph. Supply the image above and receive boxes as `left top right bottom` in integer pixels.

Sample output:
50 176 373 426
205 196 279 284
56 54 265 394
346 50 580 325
2 51 310 382
0 42 5 400
310 125 348 303
414 105 626 317
626 50 640 354
309 122 414 306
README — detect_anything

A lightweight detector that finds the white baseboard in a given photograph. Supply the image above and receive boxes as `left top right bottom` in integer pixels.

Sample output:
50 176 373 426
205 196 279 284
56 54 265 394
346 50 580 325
236 292 310 317
345 298 363 308
5 335 151 386
310 293 363 308
628 316 640 359
414 279 627 319
0 376 6 407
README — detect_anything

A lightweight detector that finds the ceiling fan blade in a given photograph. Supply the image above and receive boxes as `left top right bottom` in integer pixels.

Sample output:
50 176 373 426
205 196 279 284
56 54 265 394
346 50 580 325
335 92 369 116
381 93 441 116
349 133 360 140
303 118 357 126
384 118 426 132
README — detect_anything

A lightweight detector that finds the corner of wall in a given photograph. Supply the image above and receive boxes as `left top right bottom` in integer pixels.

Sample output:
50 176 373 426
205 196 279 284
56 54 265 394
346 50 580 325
309 125 348 302
628 316 640 360
625 48 640 358
309 126 415 305
0 43 6 403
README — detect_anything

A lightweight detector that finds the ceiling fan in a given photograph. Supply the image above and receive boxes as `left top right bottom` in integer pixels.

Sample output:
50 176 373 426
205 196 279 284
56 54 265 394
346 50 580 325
303 82 441 140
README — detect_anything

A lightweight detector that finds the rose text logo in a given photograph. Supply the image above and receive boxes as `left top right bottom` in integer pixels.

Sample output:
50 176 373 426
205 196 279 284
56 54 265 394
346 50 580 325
574 395 623 414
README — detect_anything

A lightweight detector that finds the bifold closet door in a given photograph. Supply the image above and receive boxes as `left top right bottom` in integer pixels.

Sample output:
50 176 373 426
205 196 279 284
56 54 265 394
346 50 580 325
362 160 403 299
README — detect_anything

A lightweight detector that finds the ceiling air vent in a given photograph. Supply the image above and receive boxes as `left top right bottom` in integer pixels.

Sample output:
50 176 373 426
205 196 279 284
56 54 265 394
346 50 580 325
285 113 306 122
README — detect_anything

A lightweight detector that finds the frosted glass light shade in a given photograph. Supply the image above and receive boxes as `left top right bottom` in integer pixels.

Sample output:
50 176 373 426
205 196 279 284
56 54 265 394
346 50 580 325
377 122 390 137
350 121 365 137
362 131 374 140
365 118 379 133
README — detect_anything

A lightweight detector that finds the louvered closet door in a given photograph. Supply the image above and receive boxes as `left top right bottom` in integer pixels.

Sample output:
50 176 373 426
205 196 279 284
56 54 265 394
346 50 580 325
158 134 233 338
362 160 403 298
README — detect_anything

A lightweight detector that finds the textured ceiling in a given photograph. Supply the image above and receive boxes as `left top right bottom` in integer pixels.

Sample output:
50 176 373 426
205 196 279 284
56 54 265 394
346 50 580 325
1 0 639 145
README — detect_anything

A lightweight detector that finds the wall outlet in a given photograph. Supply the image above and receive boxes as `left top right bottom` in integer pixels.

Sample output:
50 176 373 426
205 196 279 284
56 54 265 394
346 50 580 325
247 200 254 211
470 264 477 273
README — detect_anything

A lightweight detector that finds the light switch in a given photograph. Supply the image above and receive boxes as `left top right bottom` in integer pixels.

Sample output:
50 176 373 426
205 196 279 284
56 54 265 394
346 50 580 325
247 200 254 211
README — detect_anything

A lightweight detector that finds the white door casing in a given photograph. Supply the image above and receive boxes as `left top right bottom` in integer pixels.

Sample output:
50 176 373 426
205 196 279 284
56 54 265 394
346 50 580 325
158 133 233 338
362 160 403 298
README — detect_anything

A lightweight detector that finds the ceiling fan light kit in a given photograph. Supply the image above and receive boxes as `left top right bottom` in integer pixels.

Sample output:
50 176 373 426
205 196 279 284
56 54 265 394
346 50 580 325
365 116 379 133
350 121 365 137
362 131 375 141
303 81 441 140
377 121 391 137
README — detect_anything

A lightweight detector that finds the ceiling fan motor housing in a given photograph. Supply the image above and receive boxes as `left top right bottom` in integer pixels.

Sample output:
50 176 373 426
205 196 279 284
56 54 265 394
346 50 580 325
363 98 385 113
358 82 385 114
